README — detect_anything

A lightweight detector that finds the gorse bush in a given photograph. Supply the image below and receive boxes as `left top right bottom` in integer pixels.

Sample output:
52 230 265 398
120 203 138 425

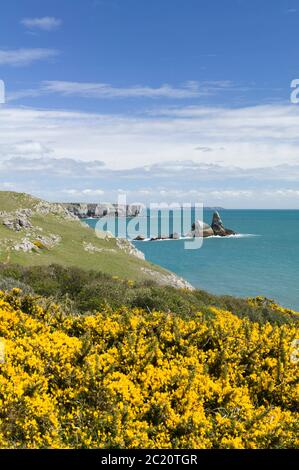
0 276 34 294
0 264 297 325
0 289 298 449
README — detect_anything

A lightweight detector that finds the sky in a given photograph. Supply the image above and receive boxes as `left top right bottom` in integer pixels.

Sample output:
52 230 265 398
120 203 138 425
1 0 299 208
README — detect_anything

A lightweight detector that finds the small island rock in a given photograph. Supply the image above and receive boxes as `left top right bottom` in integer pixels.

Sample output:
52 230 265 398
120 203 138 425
211 211 236 236
187 220 214 238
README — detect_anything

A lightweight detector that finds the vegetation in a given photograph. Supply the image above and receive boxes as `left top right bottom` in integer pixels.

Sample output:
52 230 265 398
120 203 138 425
0 192 298 449
0 263 297 325
0 289 298 449
0 191 170 283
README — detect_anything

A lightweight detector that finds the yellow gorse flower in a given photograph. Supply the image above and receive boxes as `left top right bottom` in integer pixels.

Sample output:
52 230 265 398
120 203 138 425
0 289 298 449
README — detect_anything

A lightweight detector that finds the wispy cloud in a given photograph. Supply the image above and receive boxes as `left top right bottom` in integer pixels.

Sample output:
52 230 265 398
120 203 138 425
21 16 62 31
62 188 105 196
194 146 225 152
0 156 105 176
0 48 59 66
1 104 299 207
2 155 299 207
40 80 233 99
7 80 235 102
1 104 299 170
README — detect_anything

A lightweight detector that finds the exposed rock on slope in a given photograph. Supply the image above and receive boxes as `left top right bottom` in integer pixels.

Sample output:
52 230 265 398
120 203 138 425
3 210 33 231
1 199 145 260
140 267 194 290
116 238 145 260
13 239 36 253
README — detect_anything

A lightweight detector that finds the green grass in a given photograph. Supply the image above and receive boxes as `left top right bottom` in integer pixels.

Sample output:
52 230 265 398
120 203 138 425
0 191 40 212
0 191 170 282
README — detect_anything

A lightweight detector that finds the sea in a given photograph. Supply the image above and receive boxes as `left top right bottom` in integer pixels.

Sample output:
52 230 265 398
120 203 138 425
84 209 299 311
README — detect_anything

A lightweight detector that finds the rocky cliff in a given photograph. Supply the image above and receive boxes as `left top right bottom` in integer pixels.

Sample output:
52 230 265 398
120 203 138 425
62 203 142 218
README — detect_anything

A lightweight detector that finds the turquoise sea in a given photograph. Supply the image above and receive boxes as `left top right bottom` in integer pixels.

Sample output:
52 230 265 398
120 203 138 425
84 210 299 311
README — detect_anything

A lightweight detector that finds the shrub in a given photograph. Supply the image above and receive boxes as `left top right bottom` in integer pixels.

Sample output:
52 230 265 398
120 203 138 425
0 289 298 448
0 263 297 325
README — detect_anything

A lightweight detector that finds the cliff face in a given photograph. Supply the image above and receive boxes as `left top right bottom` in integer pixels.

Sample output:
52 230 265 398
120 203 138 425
62 203 142 218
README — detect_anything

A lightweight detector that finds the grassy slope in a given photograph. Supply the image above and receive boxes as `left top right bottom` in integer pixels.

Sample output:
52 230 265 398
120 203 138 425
0 192 167 281
0 191 39 211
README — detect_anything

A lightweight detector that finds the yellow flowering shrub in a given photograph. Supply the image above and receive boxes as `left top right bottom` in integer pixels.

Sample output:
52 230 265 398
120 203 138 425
248 296 299 319
0 289 298 449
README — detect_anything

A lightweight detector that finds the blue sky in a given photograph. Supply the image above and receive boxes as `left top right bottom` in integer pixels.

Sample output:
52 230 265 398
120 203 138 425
1 0 299 207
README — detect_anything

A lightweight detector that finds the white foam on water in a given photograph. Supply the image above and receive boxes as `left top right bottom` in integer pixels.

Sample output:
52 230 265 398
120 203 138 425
209 233 260 239
134 234 259 241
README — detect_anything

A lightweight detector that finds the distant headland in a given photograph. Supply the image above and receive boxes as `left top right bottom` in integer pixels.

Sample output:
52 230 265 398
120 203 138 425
62 203 225 219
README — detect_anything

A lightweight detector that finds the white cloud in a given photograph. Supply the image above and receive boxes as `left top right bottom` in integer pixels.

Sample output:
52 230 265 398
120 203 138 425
0 103 299 206
25 185 299 208
6 80 238 103
7 88 44 101
0 157 105 176
40 80 233 99
0 105 297 169
0 48 58 66
62 188 104 196
1 154 299 207
21 17 62 31
8 140 52 156
1 104 299 171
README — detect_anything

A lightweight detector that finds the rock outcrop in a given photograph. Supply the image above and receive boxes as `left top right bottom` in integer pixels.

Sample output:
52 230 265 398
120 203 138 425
13 239 36 252
83 239 144 260
3 210 33 231
0 200 71 253
136 211 236 241
140 267 194 290
188 220 214 238
34 201 77 220
83 241 116 254
116 238 145 260
188 212 236 238
63 203 143 218
211 211 236 236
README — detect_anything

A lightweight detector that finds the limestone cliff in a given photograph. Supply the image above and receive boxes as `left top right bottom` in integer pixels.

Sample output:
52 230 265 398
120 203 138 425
63 203 142 218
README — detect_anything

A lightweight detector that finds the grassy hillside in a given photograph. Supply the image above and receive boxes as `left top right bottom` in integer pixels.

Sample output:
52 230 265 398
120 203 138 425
0 191 40 212
0 191 188 286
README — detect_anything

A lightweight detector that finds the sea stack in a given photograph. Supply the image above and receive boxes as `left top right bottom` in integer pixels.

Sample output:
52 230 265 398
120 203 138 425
211 211 236 236
190 220 214 238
